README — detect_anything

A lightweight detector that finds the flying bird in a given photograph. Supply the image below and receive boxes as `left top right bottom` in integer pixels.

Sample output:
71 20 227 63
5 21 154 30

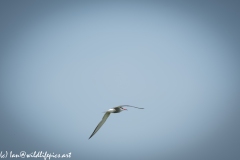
89 105 144 139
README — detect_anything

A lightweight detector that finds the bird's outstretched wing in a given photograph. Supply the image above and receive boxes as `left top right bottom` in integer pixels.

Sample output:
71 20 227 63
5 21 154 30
89 112 111 139
120 105 144 109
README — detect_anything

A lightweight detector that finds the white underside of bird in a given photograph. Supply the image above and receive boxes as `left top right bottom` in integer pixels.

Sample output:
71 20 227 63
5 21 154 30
89 105 144 139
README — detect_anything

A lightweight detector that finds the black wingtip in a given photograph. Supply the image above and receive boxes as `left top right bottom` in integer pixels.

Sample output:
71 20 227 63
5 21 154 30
89 132 96 139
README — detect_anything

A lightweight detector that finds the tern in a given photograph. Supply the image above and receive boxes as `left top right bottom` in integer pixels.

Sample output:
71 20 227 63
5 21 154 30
89 105 144 139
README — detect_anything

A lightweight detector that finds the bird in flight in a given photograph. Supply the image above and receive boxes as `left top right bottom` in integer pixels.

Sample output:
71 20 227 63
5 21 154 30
89 105 144 139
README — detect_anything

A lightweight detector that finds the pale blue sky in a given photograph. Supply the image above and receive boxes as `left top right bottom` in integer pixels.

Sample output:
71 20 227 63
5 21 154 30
1 1 240 160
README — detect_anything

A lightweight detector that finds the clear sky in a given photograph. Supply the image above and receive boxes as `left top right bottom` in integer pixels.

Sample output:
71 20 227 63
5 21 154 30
1 1 240 160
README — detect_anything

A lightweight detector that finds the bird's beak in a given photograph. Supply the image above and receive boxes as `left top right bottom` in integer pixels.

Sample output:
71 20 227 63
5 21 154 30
123 108 128 111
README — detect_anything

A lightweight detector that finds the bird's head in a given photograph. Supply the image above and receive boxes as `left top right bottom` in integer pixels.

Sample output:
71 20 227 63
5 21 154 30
120 106 128 111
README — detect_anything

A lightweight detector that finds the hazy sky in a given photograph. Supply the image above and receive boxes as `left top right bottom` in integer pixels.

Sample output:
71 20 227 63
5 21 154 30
1 1 240 160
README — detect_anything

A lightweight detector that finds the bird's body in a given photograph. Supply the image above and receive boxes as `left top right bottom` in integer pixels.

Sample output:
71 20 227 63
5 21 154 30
110 106 122 113
89 105 144 139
